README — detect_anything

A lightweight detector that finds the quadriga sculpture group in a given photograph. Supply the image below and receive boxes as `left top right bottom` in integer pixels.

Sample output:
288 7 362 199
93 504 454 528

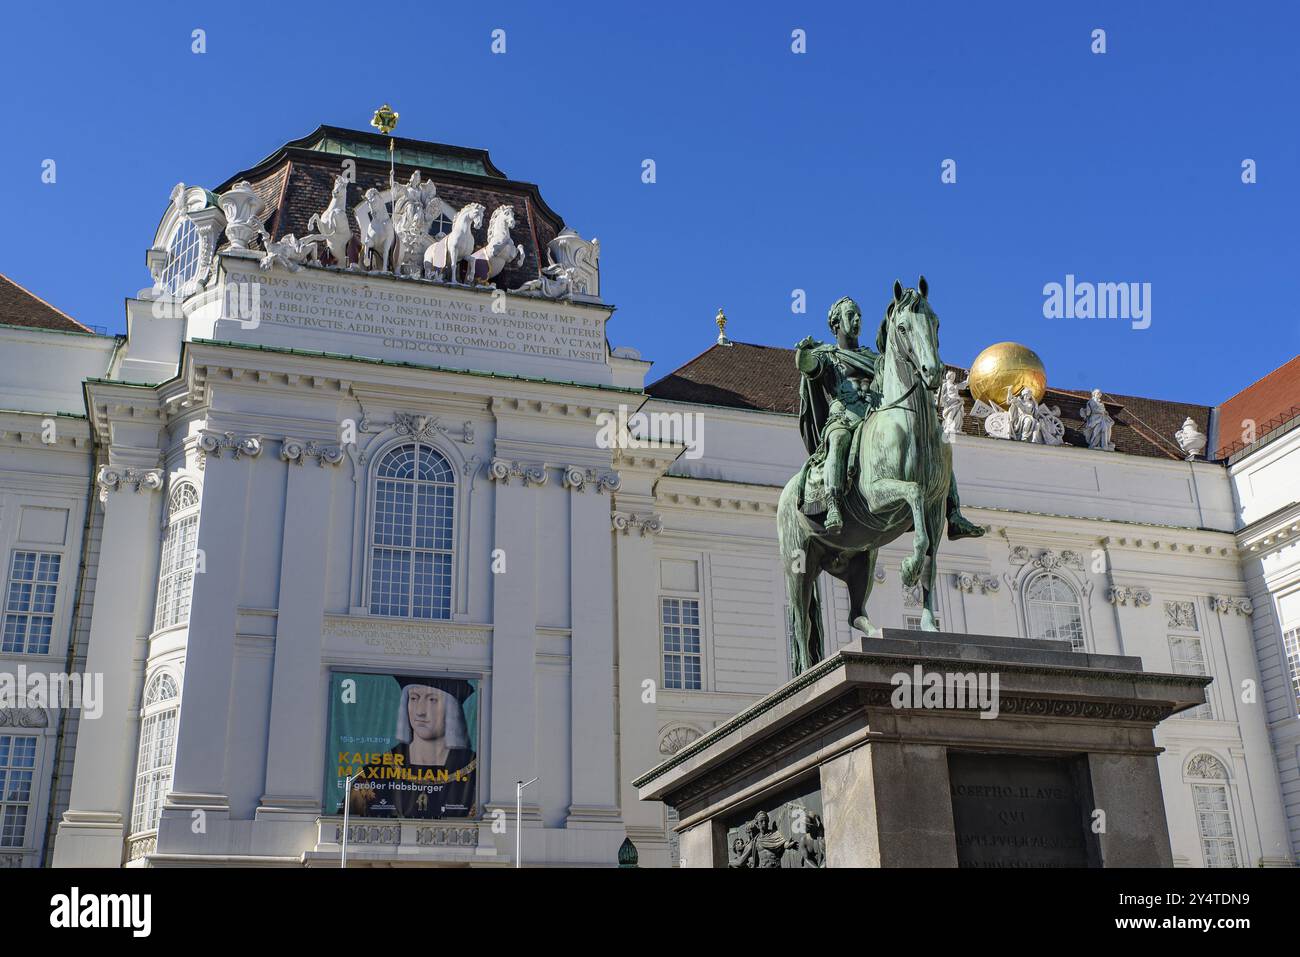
262 171 527 287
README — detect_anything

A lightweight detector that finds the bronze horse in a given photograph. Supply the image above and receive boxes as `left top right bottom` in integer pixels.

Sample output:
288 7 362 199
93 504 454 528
778 279 951 675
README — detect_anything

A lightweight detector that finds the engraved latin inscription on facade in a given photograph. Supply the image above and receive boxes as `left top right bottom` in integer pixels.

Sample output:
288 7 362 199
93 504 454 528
223 266 606 365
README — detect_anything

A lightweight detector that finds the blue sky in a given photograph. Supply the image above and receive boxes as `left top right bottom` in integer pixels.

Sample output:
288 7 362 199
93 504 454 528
2 0 1295 405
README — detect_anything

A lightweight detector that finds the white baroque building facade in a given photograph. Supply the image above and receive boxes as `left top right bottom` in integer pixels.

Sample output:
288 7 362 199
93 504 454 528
0 127 1294 867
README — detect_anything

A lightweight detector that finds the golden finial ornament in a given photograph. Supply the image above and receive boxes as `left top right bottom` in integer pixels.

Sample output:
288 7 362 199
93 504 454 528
716 308 731 345
967 342 1047 406
370 104 399 136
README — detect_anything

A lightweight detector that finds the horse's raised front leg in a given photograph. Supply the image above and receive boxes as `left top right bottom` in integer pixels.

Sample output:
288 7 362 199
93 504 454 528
845 550 880 637
865 477 928 587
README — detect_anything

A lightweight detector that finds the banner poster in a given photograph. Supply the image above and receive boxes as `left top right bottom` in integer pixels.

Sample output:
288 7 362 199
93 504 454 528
325 671 479 819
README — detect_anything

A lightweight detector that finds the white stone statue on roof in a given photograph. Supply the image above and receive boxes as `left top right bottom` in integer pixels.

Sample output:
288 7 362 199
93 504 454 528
1080 388 1116 451
938 370 969 442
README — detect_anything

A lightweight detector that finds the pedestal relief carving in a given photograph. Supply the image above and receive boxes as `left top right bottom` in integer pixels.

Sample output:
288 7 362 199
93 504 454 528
96 466 163 503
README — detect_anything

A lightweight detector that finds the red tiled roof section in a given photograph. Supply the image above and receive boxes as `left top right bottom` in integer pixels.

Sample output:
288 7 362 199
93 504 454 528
0 272 93 333
1215 356 1300 458
647 341 801 414
648 342 1211 461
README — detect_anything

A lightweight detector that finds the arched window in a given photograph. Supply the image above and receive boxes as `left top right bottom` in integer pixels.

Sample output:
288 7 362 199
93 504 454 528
369 443 455 619
159 217 201 296
1185 753 1239 868
130 672 180 835
1025 572 1085 651
154 482 200 632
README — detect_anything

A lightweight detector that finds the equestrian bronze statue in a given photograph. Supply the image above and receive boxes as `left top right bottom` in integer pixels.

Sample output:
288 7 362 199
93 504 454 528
778 277 985 675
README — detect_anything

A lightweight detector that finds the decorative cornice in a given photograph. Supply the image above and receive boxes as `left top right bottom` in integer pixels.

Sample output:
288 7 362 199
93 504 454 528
198 430 263 464
487 458 548 487
954 572 1000 595
96 466 163 503
657 489 778 515
562 465 621 493
490 395 606 421
281 437 345 467
612 511 662 536
1100 534 1234 558
1209 595 1253 617
1106 585 1152 607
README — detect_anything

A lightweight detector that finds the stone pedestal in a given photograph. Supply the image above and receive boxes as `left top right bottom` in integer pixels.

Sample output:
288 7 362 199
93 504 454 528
635 629 1209 868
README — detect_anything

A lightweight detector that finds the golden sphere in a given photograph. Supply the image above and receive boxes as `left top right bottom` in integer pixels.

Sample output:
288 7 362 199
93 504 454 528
968 342 1047 407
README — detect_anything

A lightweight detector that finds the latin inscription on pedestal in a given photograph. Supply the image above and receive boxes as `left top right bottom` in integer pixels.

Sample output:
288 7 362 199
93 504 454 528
948 752 1099 868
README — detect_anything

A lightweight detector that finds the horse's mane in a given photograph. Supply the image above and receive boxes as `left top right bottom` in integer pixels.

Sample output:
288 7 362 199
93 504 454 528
487 205 514 240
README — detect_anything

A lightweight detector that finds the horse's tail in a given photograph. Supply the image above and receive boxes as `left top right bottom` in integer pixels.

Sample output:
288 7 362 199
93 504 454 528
307 213 320 233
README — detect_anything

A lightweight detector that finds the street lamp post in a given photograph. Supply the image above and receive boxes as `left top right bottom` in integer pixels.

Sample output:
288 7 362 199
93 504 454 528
515 777 538 868
341 772 359 868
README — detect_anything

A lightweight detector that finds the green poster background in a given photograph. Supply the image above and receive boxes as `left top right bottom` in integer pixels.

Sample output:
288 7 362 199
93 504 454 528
323 671 479 816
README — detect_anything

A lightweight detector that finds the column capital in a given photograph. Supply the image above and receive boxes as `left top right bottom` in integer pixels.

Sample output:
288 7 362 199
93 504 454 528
562 465 621 493
96 465 163 504
198 430 263 465
280 436 344 467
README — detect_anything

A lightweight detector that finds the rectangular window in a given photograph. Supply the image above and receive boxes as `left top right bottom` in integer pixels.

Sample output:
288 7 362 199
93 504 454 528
2 551 60 655
661 597 702 691
1192 784 1239 867
1283 628 1300 718
154 514 198 631
130 710 178 835
905 615 941 631
1169 635 1214 719
0 734 37 848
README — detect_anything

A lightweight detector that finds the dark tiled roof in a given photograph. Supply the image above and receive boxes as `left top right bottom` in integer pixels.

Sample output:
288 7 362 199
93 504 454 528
1215 356 1300 458
0 273 92 334
213 128 565 290
648 342 1212 461
646 341 801 414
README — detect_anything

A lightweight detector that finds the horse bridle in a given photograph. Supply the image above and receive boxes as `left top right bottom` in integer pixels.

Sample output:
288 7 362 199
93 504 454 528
875 301 933 414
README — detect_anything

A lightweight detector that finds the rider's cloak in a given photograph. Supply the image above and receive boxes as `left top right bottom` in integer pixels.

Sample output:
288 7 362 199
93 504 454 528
797 343 879 456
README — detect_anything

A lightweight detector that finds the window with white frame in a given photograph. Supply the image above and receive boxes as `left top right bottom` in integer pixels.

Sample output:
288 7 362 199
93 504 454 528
661 597 702 690
1283 627 1300 718
130 672 180 835
154 483 201 632
1024 572 1085 651
369 443 455 619
1169 635 1214 719
1185 753 1239 868
160 216 201 296
0 734 37 848
2 550 61 655
905 615 941 631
